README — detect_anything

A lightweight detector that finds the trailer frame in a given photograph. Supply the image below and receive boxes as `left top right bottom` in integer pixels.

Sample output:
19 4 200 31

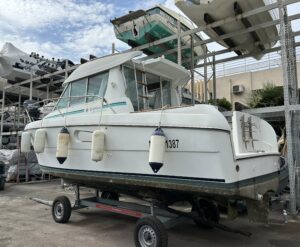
31 184 252 247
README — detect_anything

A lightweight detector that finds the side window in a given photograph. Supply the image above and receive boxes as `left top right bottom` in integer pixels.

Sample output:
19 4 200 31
136 70 144 110
87 72 109 103
124 66 138 111
56 85 70 109
147 73 161 109
162 80 171 107
123 66 173 111
70 78 87 106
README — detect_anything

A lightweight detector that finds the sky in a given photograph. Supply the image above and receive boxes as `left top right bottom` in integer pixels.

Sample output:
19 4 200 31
0 0 299 63
0 0 175 62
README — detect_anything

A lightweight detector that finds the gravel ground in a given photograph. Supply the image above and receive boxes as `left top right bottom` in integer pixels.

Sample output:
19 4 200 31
0 180 300 247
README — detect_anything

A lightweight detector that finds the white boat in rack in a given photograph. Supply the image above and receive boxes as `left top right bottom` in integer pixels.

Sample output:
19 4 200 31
175 0 279 59
22 51 281 222
0 42 73 82
111 5 205 68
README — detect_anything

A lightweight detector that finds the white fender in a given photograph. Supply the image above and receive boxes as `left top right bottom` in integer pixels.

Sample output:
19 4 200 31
34 129 47 153
21 132 31 153
149 128 166 173
91 130 105 162
56 127 70 164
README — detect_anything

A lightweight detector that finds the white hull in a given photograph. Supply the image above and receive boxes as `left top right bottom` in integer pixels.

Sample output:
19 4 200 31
175 0 278 59
0 66 32 82
26 105 280 200
0 42 72 82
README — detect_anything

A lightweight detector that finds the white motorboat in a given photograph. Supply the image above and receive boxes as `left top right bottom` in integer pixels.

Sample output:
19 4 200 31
111 5 205 68
0 42 73 82
175 0 279 59
22 51 280 221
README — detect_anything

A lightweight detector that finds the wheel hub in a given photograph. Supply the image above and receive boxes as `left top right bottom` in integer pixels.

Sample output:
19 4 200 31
138 225 157 247
54 202 64 220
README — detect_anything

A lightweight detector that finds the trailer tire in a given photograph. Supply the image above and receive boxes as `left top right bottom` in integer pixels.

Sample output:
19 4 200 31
0 178 5 190
52 196 72 223
134 216 168 247
2 136 10 146
101 191 119 201
192 199 220 229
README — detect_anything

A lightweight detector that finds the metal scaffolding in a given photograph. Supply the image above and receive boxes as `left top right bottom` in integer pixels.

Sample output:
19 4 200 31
0 61 78 182
279 0 299 215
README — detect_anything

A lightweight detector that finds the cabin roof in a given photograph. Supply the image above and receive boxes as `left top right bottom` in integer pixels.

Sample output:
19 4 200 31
141 57 190 86
63 51 143 86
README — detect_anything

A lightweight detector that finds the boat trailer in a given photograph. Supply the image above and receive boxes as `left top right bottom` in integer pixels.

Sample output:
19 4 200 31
31 185 251 247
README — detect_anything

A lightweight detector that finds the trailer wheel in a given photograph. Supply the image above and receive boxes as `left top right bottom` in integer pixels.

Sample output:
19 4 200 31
134 216 168 247
0 178 5 191
52 196 72 223
192 199 220 229
1 136 10 146
101 191 119 201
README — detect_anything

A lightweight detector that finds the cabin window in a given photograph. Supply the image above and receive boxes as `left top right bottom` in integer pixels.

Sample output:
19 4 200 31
70 78 87 106
147 74 161 109
161 80 171 107
87 71 109 103
56 84 70 109
124 66 139 111
136 70 145 110
123 65 173 111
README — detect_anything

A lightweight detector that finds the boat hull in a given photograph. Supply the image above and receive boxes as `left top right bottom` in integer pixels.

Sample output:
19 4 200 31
27 122 280 201
114 9 203 68
25 104 280 202
41 163 279 201
175 0 278 59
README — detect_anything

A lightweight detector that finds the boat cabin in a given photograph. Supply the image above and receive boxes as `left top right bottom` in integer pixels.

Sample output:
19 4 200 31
54 51 190 114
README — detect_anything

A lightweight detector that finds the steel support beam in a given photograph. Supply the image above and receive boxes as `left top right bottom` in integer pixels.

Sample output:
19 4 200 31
204 46 208 103
196 41 300 68
279 0 298 215
150 12 300 63
182 31 300 64
190 35 195 105
177 20 182 66
212 55 217 103
5 65 78 90
0 78 7 148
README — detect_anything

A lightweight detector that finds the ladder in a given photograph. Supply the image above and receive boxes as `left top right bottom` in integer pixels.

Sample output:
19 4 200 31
134 67 149 110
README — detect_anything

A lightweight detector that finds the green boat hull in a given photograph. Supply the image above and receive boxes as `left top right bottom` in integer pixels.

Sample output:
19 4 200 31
116 21 197 68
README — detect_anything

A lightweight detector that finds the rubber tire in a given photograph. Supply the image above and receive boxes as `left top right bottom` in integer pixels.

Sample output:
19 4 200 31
52 196 72 223
134 216 168 247
101 191 119 201
2 136 10 146
0 178 5 191
192 200 220 229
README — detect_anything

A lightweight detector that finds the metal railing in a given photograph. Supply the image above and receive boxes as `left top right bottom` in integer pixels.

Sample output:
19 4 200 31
197 46 300 78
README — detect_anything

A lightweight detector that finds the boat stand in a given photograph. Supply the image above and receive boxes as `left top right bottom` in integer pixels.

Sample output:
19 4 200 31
31 185 251 247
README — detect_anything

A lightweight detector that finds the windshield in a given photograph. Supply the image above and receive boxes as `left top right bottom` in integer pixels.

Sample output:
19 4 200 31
56 71 109 109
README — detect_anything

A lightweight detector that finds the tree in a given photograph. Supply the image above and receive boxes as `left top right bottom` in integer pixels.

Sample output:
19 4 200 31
209 98 232 111
248 83 284 108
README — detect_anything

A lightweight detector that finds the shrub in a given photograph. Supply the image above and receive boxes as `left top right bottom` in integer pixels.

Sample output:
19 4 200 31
248 83 284 108
209 97 232 111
